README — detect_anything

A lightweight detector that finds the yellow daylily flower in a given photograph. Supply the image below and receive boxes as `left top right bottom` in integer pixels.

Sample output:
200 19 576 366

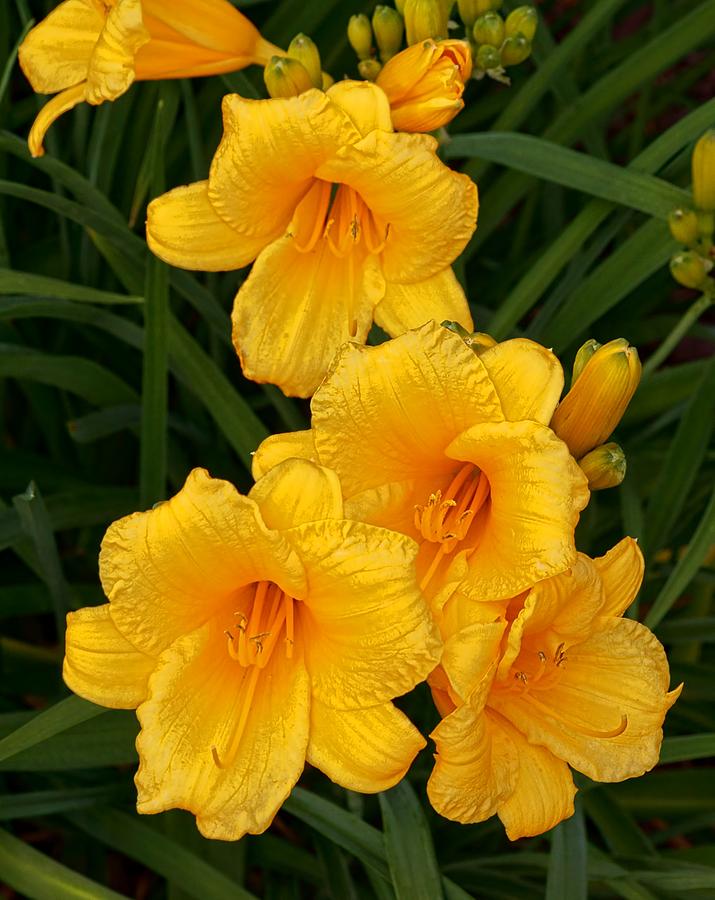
19 0 280 157
427 538 681 840
63 459 440 840
146 82 477 397
376 39 472 132
252 321 590 610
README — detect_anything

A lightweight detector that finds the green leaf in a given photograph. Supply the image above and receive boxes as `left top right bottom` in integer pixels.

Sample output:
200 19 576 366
546 804 587 900
0 785 120 820
0 696 103 766
660 734 715 764
0 268 142 304
379 781 444 900
0 826 126 900
447 134 688 219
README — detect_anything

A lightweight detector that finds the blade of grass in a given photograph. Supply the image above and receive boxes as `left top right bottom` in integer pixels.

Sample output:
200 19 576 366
546 803 587 900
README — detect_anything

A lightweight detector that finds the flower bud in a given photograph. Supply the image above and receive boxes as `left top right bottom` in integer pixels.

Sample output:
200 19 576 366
697 210 715 238
473 12 504 47
396 0 407 13
668 208 699 246
322 72 335 90
358 58 383 82
501 33 531 67
551 338 642 459
376 38 471 131
459 0 502 27
476 43 501 71
442 321 496 354
504 6 538 42
263 56 313 98
373 5 405 62
670 251 712 290
579 443 627 491
571 338 600 385
287 33 322 88
692 130 715 212
348 14 373 61
404 0 449 44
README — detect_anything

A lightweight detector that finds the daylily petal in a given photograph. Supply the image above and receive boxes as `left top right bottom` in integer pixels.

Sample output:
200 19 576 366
312 322 503 498
85 0 149 105
315 131 478 283
326 80 393 137
208 91 359 242
307 696 425 792
136 622 310 840
28 83 87 158
492 617 681 782
441 619 506 702
63 604 156 709
146 181 266 271
594 538 644 618
251 430 316 481
494 715 576 841
479 339 564 425
232 236 385 398
374 267 473 336
102 468 306 656
18 0 103 94
287 519 440 708
249 459 343 531
447 420 589 601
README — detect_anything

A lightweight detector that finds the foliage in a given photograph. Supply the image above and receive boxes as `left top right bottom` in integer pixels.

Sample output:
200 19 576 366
1 0 714 897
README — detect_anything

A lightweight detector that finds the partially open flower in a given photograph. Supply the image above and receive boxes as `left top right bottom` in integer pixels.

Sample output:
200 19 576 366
19 0 280 156
377 39 472 132
64 461 440 839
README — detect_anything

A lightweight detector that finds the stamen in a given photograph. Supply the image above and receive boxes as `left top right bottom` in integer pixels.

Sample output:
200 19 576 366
526 693 629 739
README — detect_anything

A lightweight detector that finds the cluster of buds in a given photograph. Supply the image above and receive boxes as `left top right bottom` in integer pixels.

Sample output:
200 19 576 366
348 6 406 81
263 33 330 98
465 2 537 83
668 131 715 292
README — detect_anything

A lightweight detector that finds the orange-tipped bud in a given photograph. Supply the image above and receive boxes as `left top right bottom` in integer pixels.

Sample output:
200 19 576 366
404 0 449 44
551 338 641 459
263 56 313 98
376 38 472 132
692 130 715 212
579 442 627 491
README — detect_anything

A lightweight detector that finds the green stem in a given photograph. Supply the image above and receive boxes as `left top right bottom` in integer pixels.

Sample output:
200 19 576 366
642 290 713 379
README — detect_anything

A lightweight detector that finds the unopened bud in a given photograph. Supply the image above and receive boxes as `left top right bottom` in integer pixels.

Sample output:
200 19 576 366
459 0 502 27
358 58 383 81
501 33 531 66
505 6 538 42
692 130 715 212
670 251 712 290
404 0 449 44
668 208 699 246
287 34 322 88
572 338 600 385
473 12 504 47
263 56 313 98
476 43 501 71
442 321 496 354
551 338 641 459
697 210 715 238
348 14 373 61
373 6 405 62
579 443 626 491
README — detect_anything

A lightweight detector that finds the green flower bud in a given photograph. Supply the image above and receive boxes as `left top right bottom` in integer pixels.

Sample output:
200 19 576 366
358 58 383 82
670 251 712 289
475 43 501 71
668 208 700 246
458 0 502 27
373 5 405 62
287 33 322 88
501 32 531 66
473 11 504 46
504 6 538 41
579 443 627 491
692 130 715 212
348 14 373 61
404 0 448 44
263 56 313 98
572 338 601 385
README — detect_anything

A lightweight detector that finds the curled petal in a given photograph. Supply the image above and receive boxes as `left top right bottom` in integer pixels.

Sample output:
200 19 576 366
28 83 86 158
593 537 644 618
251 430 316 481
375 267 473 337
249 458 343 531
479 339 564 426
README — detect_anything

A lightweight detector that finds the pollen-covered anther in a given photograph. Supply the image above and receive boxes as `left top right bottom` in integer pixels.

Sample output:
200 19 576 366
414 463 489 550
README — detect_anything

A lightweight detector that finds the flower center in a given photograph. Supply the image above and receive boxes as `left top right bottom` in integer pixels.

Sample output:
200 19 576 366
211 581 296 769
290 180 390 259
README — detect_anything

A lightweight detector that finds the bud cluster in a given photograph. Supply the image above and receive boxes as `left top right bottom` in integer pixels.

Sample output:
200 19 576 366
263 33 328 99
348 6 407 81
668 131 715 293
468 3 537 83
